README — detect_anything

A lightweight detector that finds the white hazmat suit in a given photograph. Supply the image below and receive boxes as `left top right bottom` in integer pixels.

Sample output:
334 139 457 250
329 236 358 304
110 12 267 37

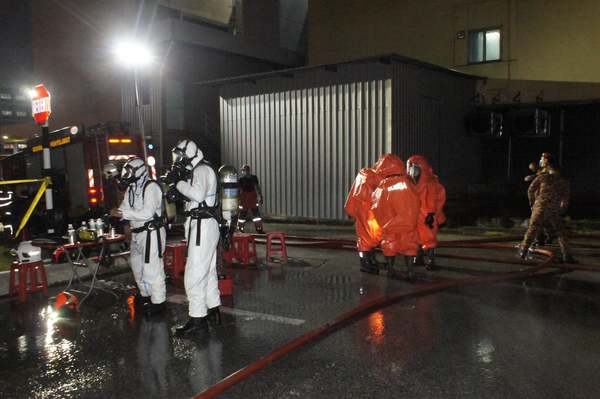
175 149 221 318
119 158 166 305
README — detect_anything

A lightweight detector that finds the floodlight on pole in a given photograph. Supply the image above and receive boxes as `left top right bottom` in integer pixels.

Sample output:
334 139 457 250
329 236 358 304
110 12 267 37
113 39 153 161
113 40 153 68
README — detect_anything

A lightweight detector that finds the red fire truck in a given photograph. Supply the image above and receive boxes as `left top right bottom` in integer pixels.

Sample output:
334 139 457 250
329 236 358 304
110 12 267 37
0 121 144 234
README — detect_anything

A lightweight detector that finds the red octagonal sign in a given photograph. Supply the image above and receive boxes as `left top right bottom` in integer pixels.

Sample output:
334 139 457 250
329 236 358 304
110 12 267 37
31 84 51 126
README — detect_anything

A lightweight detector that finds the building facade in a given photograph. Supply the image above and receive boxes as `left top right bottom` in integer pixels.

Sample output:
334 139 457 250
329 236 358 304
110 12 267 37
308 0 600 213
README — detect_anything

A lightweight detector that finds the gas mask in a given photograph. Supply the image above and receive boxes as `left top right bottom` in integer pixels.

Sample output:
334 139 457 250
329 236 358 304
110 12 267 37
407 161 422 183
172 139 202 172
120 157 147 189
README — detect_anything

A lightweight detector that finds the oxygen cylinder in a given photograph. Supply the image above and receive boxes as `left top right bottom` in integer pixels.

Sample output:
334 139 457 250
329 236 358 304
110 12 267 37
218 165 239 222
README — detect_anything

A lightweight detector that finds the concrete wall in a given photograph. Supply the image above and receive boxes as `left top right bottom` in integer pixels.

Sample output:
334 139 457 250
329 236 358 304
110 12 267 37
309 0 600 98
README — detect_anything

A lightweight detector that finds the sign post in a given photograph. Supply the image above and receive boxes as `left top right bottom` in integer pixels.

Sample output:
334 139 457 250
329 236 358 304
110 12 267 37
31 84 55 234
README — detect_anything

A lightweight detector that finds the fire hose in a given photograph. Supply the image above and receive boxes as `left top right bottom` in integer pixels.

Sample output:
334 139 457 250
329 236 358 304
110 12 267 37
193 235 597 398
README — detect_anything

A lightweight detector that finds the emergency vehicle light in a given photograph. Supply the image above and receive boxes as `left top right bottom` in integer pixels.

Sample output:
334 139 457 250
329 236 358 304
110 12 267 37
108 138 133 144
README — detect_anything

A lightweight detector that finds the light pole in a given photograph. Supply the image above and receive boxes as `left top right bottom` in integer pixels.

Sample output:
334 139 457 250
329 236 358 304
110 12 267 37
113 40 153 161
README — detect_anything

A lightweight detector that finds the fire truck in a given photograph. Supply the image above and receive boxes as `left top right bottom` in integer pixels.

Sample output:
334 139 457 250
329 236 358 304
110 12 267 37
0 121 144 235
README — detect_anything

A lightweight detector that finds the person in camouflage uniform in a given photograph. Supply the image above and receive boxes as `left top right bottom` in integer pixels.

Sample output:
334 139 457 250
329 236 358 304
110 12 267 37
519 154 577 263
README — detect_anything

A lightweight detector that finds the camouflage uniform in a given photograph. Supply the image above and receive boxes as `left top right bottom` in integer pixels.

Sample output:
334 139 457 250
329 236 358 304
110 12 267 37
521 170 572 258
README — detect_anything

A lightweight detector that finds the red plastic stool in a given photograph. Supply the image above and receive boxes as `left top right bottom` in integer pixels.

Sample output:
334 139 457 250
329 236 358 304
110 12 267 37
164 242 187 279
232 234 257 265
222 246 236 264
9 261 48 303
266 232 288 262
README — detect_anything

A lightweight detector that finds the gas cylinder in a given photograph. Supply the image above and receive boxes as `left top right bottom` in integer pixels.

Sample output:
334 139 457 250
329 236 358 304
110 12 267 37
218 165 239 223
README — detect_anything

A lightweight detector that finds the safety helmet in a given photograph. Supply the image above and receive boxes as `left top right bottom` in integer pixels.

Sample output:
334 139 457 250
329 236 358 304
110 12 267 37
103 162 120 180
120 157 147 186
172 139 203 170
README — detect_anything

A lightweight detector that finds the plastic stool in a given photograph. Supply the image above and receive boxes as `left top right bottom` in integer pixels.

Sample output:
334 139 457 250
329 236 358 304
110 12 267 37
266 232 288 262
222 246 236 264
9 261 48 303
164 242 187 279
232 234 257 265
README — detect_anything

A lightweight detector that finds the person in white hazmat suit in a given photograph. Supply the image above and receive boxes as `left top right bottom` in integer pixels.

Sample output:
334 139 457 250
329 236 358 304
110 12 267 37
110 157 167 316
169 140 221 337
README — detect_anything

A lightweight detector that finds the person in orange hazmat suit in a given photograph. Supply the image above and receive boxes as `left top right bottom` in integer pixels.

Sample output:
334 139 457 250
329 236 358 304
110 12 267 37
371 154 421 282
406 155 446 270
345 167 383 274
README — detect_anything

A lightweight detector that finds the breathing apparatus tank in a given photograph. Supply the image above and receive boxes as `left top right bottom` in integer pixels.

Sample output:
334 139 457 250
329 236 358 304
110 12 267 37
218 165 239 223
218 165 239 249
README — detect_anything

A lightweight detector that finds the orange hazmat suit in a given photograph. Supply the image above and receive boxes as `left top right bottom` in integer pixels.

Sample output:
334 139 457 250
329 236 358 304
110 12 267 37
407 155 446 250
345 168 382 251
371 154 420 257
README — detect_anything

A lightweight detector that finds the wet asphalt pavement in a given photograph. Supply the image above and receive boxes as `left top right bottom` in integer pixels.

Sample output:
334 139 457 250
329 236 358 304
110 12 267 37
1 241 599 399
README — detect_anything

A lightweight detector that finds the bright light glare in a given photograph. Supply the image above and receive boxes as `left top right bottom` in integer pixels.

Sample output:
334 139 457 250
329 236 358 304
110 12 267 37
113 41 153 68
2 135 8 139
147 156 156 167
22 87 35 99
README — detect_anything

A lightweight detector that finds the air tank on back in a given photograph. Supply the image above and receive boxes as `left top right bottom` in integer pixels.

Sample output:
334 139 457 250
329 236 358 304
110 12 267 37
218 165 239 248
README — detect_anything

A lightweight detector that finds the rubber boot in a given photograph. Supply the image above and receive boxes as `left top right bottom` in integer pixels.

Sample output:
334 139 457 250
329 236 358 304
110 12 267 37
359 252 379 275
414 248 425 266
367 251 380 271
207 306 222 325
175 317 209 337
143 301 166 317
425 248 436 271
385 256 397 279
404 256 415 283
135 295 150 311
518 246 528 260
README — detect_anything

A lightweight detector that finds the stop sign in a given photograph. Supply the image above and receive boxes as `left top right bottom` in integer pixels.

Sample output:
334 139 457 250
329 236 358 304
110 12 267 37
31 84 51 126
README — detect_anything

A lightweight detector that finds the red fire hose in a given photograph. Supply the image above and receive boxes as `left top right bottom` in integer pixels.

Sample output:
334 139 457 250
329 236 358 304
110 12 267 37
192 241 566 398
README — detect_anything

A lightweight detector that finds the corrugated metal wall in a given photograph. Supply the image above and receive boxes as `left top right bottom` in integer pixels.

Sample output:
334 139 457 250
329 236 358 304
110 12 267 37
391 63 480 197
221 79 392 220
218 59 479 221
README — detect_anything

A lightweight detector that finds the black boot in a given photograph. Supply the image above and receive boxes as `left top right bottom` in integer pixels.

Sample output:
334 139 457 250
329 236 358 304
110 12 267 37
175 317 209 337
404 256 416 283
518 246 528 260
207 306 222 325
425 248 437 271
562 253 578 264
367 251 380 271
143 301 166 317
359 252 379 275
135 295 150 311
414 248 425 266
385 256 397 279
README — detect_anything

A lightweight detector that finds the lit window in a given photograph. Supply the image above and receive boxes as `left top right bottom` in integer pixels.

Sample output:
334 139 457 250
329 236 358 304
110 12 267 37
469 29 501 63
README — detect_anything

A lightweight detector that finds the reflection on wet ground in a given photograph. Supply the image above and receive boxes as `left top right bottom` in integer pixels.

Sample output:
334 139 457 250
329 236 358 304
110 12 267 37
0 243 599 398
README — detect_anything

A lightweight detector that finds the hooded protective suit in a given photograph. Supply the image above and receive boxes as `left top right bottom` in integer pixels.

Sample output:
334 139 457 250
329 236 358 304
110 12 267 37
344 168 382 251
174 141 221 318
371 154 420 257
406 155 446 250
119 157 166 305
